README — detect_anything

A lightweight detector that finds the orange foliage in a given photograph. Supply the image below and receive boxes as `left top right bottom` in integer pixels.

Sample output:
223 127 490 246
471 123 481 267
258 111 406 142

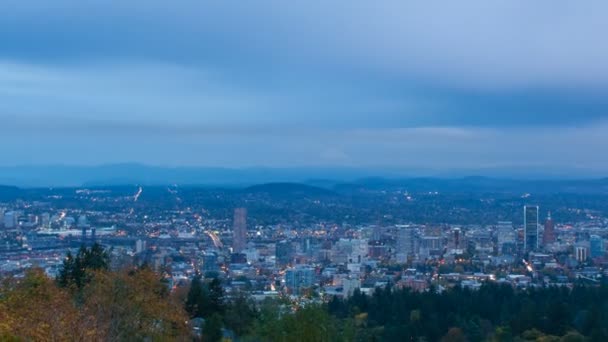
0 267 189 341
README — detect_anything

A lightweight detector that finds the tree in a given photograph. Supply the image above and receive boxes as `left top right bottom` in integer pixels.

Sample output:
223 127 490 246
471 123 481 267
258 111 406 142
202 314 223 342
57 243 109 289
207 277 226 316
0 268 98 341
560 331 586 342
250 304 340 342
442 327 467 342
224 292 257 337
186 273 206 318
82 268 188 340
185 275 226 320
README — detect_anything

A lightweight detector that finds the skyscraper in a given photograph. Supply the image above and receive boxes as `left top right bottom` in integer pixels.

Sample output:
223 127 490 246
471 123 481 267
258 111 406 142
524 206 539 252
276 240 294 266
497 221 516 255
232 208 247 253
542 211 555 246
3 211 16 229
396 225 416 262
285 266 315 295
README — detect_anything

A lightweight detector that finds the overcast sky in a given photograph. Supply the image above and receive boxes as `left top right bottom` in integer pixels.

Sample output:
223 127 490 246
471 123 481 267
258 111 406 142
1 1 607 174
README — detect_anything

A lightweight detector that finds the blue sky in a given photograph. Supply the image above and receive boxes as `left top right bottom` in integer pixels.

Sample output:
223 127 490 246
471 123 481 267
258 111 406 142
1 1 608 174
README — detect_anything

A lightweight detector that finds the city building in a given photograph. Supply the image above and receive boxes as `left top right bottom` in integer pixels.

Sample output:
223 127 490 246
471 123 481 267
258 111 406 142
285 266 315 295
497 221 517 255
232 208 247 253
543 212 555 246
3 211 16 229
524 206 539 253
202 252 219 273
451 227 463 250
276 240 294 266
576 246 588 262
396 225 417 262
77 215 89 228
332 238 368 264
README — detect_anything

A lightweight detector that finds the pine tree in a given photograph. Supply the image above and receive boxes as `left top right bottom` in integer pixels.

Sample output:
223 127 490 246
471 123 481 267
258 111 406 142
185 274 205 318
57 243 109 289
207 277 225 316
202 314 223 342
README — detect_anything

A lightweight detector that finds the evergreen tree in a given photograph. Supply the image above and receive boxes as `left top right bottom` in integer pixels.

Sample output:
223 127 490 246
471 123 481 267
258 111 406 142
185 274 205 318
224 292 257 337
207 277 225 316
202 314 223 342
57 243 109 289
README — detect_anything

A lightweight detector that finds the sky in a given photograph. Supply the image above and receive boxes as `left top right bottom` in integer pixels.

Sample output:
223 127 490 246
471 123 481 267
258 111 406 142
1 1 608 175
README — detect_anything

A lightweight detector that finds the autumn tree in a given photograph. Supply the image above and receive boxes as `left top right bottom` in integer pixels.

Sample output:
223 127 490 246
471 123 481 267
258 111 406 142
81 267 189 340
0 268 100 341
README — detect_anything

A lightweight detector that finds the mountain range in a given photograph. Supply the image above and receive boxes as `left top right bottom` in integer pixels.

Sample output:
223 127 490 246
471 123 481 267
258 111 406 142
0 164 606 190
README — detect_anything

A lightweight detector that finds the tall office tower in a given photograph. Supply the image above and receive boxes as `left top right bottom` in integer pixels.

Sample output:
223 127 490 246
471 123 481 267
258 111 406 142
542 211 556 246
77 215 89 228
232 208 247 253
497 221 517 255
452 227 462 249
40 213 50 228
576 246 588 262
3 211 16 229
524 206 539 253
396 225 417 262
276 240 295 266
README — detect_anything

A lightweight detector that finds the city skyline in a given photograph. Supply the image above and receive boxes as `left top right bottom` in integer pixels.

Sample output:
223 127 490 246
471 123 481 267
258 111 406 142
2 3 608 341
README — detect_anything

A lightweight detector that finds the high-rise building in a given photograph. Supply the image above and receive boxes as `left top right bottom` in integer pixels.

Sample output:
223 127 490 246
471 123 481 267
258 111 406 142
524 206 539 253
276 240 295 266
285 266 315 295
202 252 219 272
3 211 16 229
576 246 588 262
135 239 147 254
40 213 50 228
590 235 604 258
497 221 515 252
77 215 89 228
232 208 247 253
542 211 555 246
452 228 462 249
396 225 417 262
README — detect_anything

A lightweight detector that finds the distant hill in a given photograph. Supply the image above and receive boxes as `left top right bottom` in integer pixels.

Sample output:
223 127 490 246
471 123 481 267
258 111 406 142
0 185 23 201
0 164 606 192
243 182 337 197
0 164 376 188
333 177 608 194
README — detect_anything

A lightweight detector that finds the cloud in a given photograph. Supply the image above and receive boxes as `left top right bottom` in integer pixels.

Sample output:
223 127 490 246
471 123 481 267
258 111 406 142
3 1 608 89
0 1 608 170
